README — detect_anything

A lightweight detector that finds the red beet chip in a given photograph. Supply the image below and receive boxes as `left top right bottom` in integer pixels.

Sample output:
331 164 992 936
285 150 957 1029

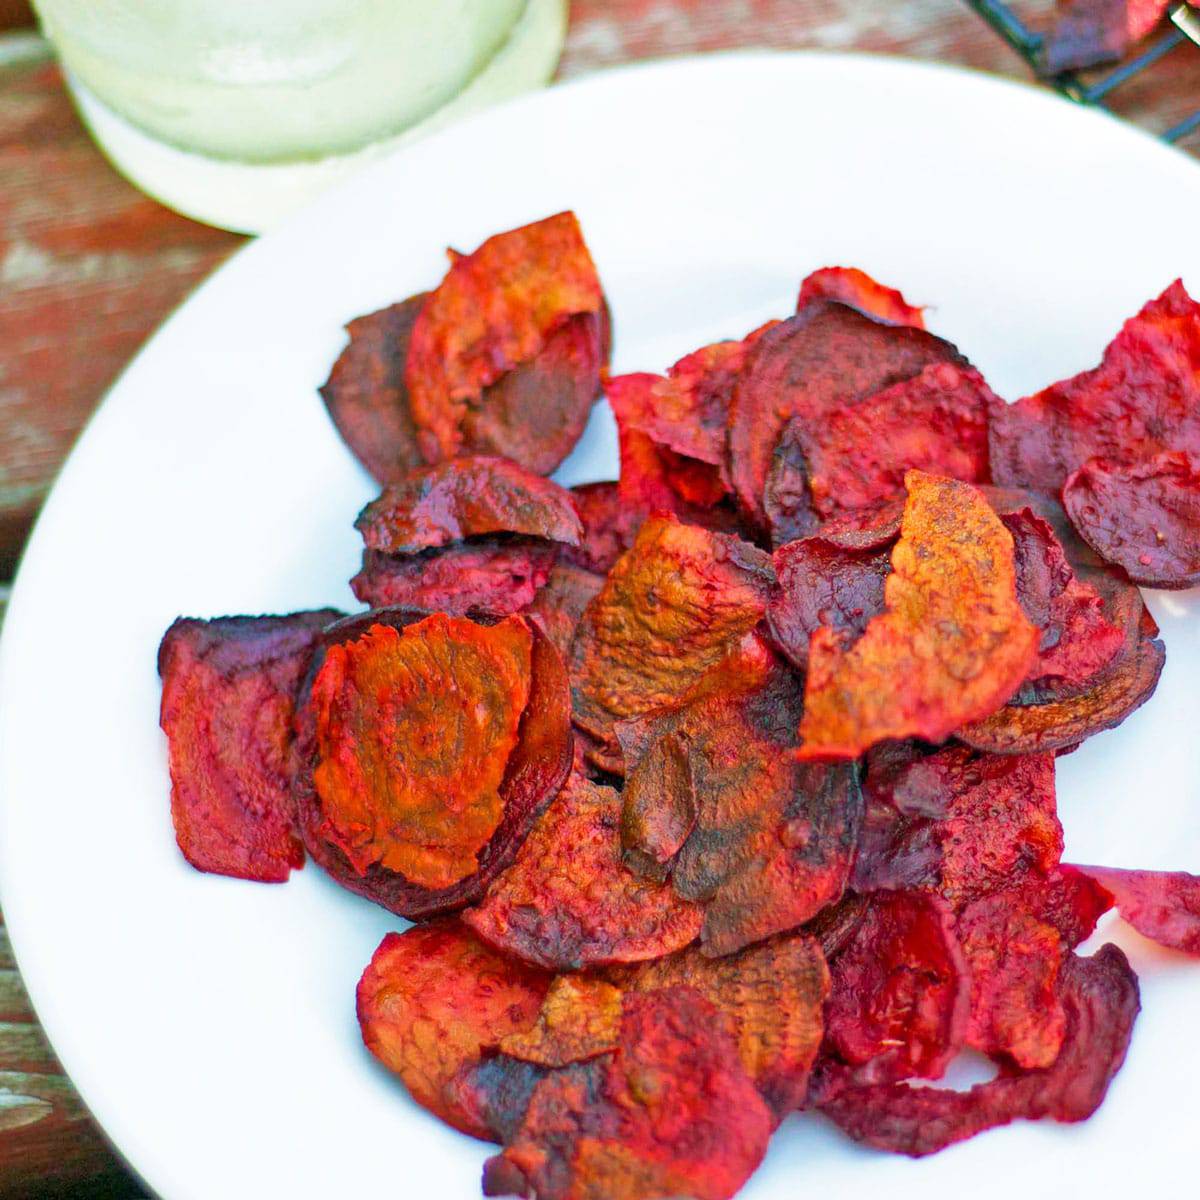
955 869 1112 1071
459 310 608 476
959 577 1165 755
1063 451 1200 589
617 634 862 957
726 301 969 529
797 266 926 328
481 988 773 1200
319 295 429 484
158 610 340 882
767 535 890 672
406 212 606 468
764 362 993 545
352 540 559 616
560 482 639 575
356 921 550 1140
463 771 703 970
819 944 1140 1156
1003 507 1125 687
854 744 1063 908
356 457 582 555
1044 0 1170 73
293 609 572 918
1071 865 1200 954
990 281 1200 493
607 337 754 471
824 890 970 1087
520 563 604 661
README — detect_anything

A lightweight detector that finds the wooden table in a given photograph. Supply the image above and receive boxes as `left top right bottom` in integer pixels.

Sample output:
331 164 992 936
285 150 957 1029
0 2 1195 1196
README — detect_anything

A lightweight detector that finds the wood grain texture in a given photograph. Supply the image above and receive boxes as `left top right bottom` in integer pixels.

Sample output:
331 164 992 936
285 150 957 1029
0 3 1197 1196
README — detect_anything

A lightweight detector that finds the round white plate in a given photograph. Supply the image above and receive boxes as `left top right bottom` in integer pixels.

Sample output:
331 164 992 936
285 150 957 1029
2 52 1198 1200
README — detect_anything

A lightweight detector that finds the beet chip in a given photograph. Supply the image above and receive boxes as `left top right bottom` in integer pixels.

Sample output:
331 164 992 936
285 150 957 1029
608 933 829 1116
797 266 926 328
727 302 967 528
1072 865 1200 954
319 295 428 484
959 594 1165 755
464 772 703 970
618 635 862 956
356 457 582 555
295 609 572 918
158 610 340 882
990 281 1200 493
824 891 970 1087
1044 0 1170 73
568 515 774 764
767 535 890 672
820 944 1140 1156
352 540 558 616
406 213 605 466
561 482 639 575
481 988 773 1200
498 976 623 1068
854 745 1062 908
356 921 549 1139
765 362 993 543
605 326 775 510
520 564 604 661
957 887 1072 1069
311 615 531 887
799 473 1039 759
1003 507 1125 687
1063 451 1200 589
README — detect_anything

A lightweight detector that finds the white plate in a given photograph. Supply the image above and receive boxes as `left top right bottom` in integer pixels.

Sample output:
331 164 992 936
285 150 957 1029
2 51 1199 1200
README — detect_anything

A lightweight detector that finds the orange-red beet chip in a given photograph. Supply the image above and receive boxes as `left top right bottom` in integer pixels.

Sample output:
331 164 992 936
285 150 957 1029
764 362 993 544
819 945 1140 1156
617 635 862 956
294 608 572 917
356 456 582 555
406 212 606 466
569 515 774 766
356 921 549 1139
727 301 967 529
498 976 623 1068
158 610 340 882
854 744 1063 908
464 771 702 970
1072 864 1200 954
797 266 926 328
823 890 970 1089
607 933 830 1117
990 281 1200 493
1063 451 1200 589
352 540 559 616
481 988 773 1200
798 472 1039 759
319 294 429 484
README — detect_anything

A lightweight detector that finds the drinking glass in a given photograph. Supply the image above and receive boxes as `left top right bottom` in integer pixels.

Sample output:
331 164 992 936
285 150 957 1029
31 1 568 232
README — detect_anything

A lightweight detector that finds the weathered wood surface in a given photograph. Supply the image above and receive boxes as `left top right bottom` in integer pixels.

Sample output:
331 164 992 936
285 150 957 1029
0 2 1197 1196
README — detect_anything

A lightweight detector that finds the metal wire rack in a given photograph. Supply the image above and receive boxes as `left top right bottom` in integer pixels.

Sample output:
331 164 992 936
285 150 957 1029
966 0 1200 142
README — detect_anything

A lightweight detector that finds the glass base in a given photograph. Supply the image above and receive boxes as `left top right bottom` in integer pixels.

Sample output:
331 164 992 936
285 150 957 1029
64 0 567 235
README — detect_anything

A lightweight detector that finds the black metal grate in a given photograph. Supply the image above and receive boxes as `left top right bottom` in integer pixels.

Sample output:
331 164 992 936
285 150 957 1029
966 0 1200 142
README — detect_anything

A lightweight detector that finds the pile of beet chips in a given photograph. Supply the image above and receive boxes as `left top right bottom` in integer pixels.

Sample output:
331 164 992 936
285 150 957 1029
158 213 1200 1199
